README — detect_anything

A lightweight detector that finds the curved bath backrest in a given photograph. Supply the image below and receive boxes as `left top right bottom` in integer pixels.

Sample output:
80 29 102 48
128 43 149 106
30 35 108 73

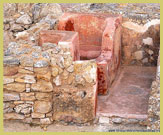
58 13 108 60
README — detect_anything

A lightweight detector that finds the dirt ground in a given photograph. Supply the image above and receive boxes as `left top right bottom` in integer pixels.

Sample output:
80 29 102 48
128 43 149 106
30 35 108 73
4 120 147 132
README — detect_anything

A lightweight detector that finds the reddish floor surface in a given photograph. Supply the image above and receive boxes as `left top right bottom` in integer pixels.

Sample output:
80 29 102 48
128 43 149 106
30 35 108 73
97 66 156 119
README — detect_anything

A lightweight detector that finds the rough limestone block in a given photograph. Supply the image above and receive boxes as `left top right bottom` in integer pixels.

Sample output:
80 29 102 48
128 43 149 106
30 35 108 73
15 74 36 84
3 76 14 84
35 92 52 101
3 65 19 76
4 83 25 92
31 80 53 92
14 103 33 114
34 101 52 114
31 112 45 118
20 92 36 101
4 113 25 120
3 91 20 101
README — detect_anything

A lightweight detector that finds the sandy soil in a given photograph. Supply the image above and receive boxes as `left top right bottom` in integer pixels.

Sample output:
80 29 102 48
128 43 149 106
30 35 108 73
4 120 147 132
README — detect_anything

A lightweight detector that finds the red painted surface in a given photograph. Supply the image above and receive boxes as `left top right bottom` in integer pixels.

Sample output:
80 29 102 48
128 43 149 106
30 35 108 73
58 13 122 95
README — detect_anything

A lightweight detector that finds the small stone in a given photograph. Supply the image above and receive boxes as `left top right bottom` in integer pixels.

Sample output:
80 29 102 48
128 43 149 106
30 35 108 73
56 56 64 68
15 31 29 40
10 23 24 32
53 76 61 86
39 3 63 19
27 21 51 37
14 101 25 105
46 112 53 117
42 43 57 50
3 102 10 109
3 76 14 84
34 60 49 68
20 56 33 67
51 57 57 66
3 3 17 18
31 112 45 118
67 65 74 73
83 65 97 83
15 74 36 84
143 37 153 46
18 68 34 74
64 56 73 68
42 51 50 59
150 56 154 61
4 83 25 92
142 58 148 63
17 3 33 14
3 91 20 101
34 101 52 114
4 23 10 30
32 46 42 52
16 14 32 24
99 117 110 124
20 92 36 101
134 50 144 60
4 107 14 113
3 56 20 65
34 67 49 74
137 45 142 50
40 118 52 125
6 42 19 52
26 101 34 105
4 65 19 76
68 74 74 85
37 71 51 81
31 80 53 92
75 75 85 85
148 49 154 55
58 67 64 74
62 70 69 79
24 67 34 71
15 47 32 56
52 67 59 77
14 104 33 114
30 36 35 41
4 113 25 120
112 117 122 124
126 119 139 124
32 52 40 58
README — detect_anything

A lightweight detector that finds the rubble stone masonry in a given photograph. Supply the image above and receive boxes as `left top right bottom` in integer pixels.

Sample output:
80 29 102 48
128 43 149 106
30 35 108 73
3 30 98 125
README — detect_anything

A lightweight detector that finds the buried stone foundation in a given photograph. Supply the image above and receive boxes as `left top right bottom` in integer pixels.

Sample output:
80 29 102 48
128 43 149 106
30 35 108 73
3 30 98 124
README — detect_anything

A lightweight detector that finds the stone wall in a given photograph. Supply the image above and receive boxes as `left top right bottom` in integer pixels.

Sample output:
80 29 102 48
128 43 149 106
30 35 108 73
147 52 160 130
122 20 160 66
3 3 63 51
3 3 160 66
3 35 98 125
